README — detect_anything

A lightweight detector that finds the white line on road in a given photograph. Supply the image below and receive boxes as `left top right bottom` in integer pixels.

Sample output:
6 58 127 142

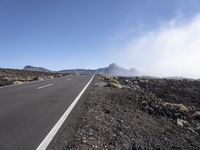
36 75 95 150
0 77 61 89
37 84 54 89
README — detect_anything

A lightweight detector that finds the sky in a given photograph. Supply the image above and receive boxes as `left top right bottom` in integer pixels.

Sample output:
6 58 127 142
1 0 200 78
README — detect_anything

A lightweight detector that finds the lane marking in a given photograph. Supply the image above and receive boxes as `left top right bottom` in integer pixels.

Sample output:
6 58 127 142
36 75 95 150
0 77 63 89
37 84 54 89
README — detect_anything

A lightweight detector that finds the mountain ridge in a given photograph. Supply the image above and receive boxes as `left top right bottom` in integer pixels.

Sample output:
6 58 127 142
24 64 140 77
23 65 52 73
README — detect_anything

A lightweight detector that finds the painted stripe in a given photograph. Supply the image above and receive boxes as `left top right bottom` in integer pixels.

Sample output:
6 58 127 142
37 84 54 89
36 75 95 150
0 77 62 89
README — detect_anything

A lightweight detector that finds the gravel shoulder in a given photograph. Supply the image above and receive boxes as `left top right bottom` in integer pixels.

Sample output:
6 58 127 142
49 75 200 150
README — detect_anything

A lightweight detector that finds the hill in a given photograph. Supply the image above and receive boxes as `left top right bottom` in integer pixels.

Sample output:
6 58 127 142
23 65 52 73
59 63 140 77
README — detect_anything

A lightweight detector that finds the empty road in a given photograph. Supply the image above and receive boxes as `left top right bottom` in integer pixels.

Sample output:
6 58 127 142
0 75 93 150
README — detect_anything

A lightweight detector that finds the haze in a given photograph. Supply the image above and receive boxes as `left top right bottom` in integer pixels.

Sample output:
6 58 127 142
1 0 200 78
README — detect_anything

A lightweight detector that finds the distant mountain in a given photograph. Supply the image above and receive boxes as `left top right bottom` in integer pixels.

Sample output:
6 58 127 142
23 63 140 76
96 63 140 77
23 65 52 73
59 63 140 77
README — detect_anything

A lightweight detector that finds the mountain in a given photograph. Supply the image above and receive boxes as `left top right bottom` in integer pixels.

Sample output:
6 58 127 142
96 63 140 76
23 65 52 73
23 63 140 76
59 63 140 77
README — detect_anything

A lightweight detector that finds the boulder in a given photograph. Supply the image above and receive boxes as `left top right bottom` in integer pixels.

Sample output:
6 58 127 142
177 118 189 127
125 79 133 85
94 82 107 87
49 76 54 79
112 79 120 84
163 102 189 114
141 101 148 106
104 76 122 88
14 81 24 85
38 77 45 81
192 111 200 120
108 82 122 89
105 76 113 81
194 126 200 133
32 76 39 81
26 76 34 81
3 77 13 81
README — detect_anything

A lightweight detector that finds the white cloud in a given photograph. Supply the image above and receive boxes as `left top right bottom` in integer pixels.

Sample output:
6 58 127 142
114 14 200 78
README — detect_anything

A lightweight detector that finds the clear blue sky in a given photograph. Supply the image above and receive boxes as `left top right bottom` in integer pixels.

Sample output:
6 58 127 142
0 0 200 71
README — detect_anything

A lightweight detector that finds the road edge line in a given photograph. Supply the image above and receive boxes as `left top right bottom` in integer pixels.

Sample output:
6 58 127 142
36 75 95 150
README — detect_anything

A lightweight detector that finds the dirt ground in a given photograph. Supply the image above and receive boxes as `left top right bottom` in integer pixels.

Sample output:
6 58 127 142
49 75 200 150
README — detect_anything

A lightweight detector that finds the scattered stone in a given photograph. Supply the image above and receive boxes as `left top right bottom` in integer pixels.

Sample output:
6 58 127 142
125 79 133 85
163 102 189 114
188 106 197 112
132 85 141 91
104 76 112 81
122 85 131 89
26 76 35 81
49 76 54 79
177 118 189 127
32 76 39 81
3 77 13 81
104 76 122 88
194 126 200 133
38 77 45 81
108 82 122 89
141 101 148 106
192 111 200 120
110 78 120 84
14 81 24 85
94 82 107 87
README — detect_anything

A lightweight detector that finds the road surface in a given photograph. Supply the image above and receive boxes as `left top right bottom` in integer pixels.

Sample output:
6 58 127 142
0 75 93 150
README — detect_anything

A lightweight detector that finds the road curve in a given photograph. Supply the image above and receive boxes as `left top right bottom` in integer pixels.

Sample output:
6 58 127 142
0 75 93 150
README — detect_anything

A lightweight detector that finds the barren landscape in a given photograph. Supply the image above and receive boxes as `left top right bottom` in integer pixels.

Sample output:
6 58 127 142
1 1 200 150
0 68 63 86
1 68 200 150
49 75 200 150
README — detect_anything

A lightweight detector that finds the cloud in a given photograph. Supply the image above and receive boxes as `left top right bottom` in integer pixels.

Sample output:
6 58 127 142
114 14 200 78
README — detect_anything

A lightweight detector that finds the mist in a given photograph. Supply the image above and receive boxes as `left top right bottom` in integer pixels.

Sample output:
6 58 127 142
112 14 200 79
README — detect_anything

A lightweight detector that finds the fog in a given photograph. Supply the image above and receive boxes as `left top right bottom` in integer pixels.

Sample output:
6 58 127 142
113 14 200 79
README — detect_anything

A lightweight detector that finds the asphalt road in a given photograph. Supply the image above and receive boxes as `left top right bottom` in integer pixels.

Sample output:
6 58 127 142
0 75 93 150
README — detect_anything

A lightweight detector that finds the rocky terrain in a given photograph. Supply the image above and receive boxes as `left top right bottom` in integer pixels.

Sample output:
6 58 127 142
49 75 200 150
0 68 63 86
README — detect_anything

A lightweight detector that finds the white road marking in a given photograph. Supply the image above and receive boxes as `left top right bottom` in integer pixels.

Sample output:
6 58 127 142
37 84 54 89
0 77 61 89
36 75 95 150
66 78 71 80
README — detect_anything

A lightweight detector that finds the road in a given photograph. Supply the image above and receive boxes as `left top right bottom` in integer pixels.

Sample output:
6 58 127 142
0 75 93 150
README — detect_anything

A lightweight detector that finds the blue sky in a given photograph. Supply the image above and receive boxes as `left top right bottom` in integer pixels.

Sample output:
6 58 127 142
1 0 200 77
